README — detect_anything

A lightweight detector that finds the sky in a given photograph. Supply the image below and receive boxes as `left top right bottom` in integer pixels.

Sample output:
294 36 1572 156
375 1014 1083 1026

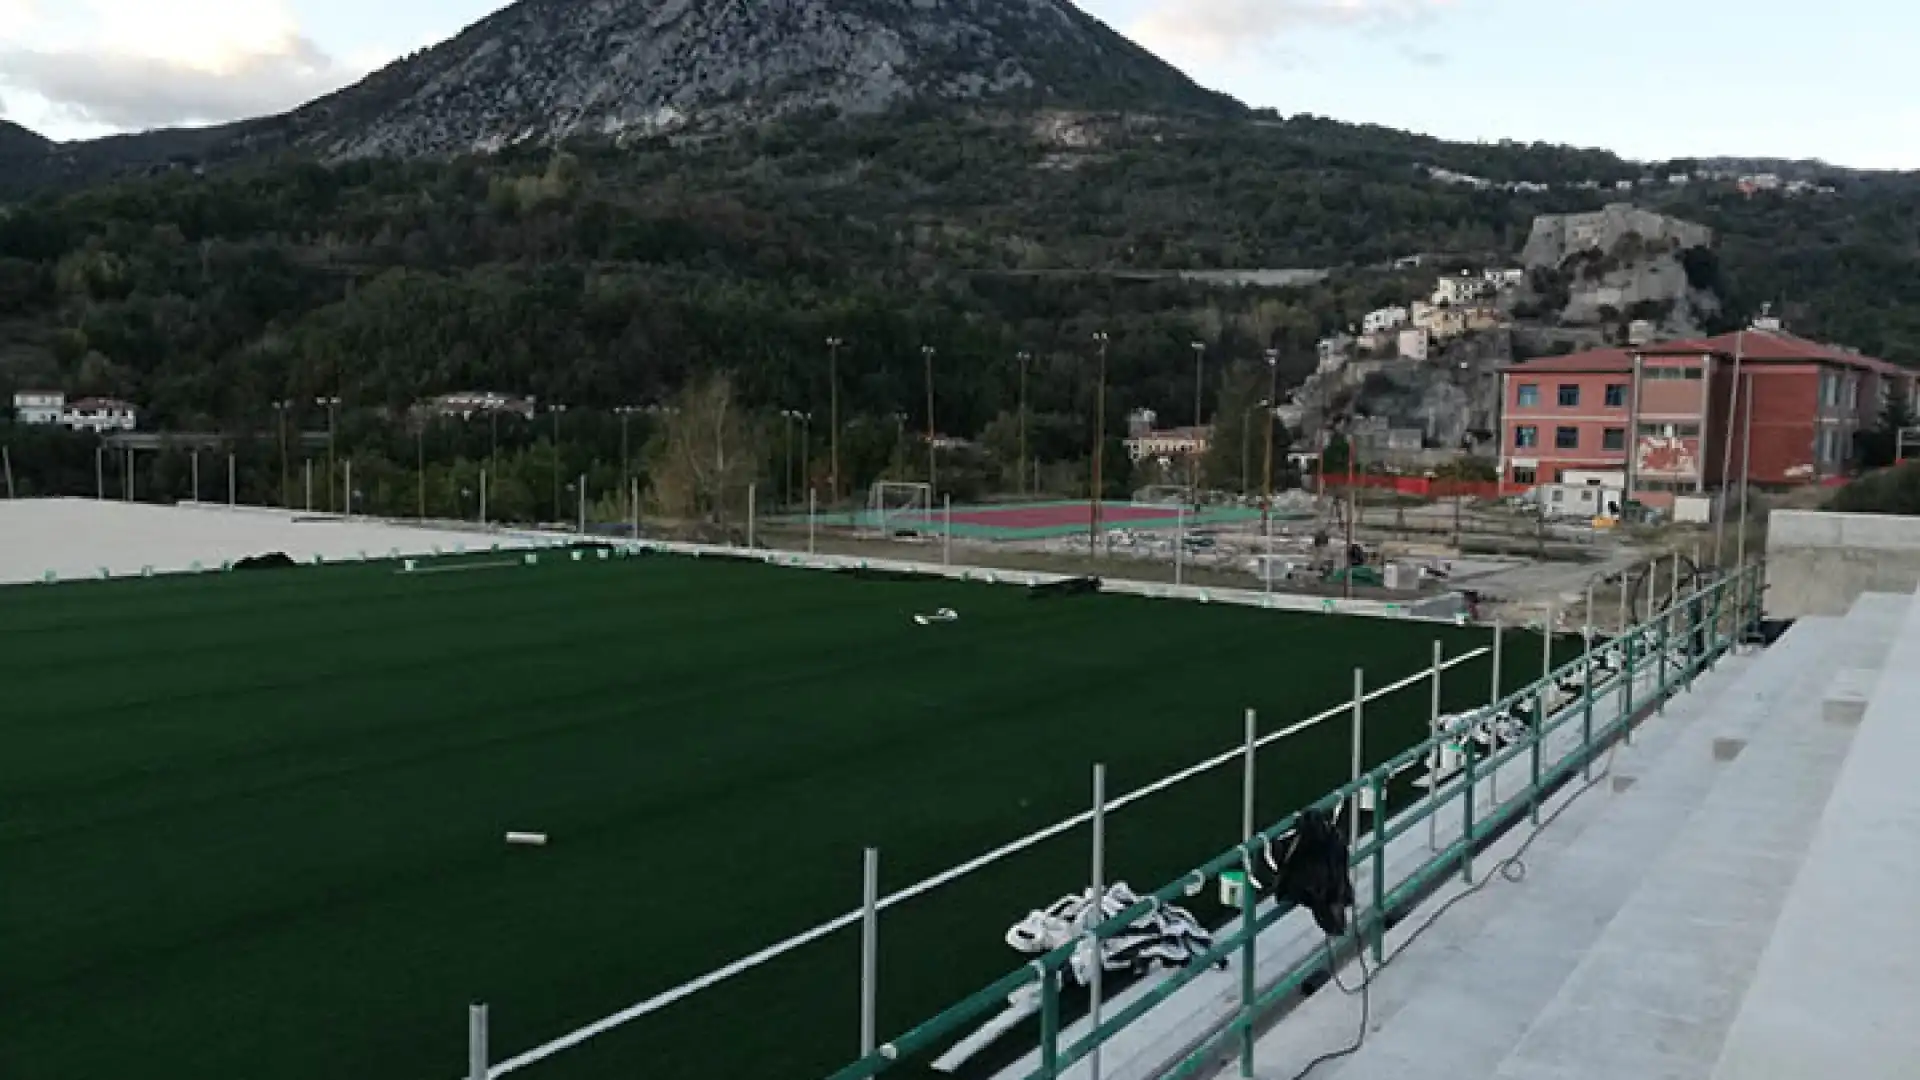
1 0 1914 169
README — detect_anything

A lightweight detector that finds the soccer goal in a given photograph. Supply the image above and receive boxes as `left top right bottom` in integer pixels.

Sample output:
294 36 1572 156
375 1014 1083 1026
867 481 934 537
1132 484 1192 508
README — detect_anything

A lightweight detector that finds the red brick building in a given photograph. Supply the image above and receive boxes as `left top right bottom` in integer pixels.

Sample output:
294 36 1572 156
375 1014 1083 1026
1498 327 1911 507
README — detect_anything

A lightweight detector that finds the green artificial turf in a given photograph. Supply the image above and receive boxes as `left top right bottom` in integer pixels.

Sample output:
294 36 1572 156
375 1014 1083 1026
0 552 1556 1080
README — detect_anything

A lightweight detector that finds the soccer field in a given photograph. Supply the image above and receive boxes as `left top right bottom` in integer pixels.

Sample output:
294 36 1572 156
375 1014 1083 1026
1 551 1541 1080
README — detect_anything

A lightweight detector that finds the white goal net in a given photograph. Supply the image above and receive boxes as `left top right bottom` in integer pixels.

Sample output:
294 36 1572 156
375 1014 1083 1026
867 481 933 537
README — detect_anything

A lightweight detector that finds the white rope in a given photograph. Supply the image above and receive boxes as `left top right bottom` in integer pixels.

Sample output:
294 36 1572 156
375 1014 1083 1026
484 645 1491 1076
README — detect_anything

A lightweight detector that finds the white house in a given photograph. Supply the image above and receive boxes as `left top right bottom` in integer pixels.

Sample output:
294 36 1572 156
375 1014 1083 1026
63 397 138 432
1432 273 1487 307
12 390 64 425
1398 328 1431 362
1362 306 1410 334
1482 268 1526 289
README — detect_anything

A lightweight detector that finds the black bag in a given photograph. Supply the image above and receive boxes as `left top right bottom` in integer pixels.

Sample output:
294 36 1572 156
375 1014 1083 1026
1268 808 1356 937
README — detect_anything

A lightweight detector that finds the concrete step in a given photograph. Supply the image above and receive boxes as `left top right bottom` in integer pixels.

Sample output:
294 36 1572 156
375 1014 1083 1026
1483 595 1902 1080
1238 618 1834 1080
1707 593 1920 1080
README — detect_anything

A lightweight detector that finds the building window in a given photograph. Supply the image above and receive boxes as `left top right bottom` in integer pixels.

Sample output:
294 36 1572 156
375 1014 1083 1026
1555 426 1580 449
1515 425 1539 449
1605 383 1628 408
1557 384 1581 407
1637 422 1701 439
1603 427 1626 451
1513 467 1537 485
1644 366 1704 381
1517 383 1539 407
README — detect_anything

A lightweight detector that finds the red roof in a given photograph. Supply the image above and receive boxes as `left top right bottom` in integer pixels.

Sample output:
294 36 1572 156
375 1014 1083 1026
1500 347 1635 374
1505 330 1911 378
1643 329 1909 375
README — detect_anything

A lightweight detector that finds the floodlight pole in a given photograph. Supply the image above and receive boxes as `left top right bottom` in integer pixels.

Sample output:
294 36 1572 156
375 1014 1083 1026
95 445 104 500
343 459 352 519
746 482 757 549
808 487 817 555
1 445 12 500
578 473 587 537
942 494 952 567
228 453 237 509
479 468 488 525
191 450 200 504
304 459 312 513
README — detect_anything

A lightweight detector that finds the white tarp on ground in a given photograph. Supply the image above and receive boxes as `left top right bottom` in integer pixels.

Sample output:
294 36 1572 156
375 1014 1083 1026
0 499 541 586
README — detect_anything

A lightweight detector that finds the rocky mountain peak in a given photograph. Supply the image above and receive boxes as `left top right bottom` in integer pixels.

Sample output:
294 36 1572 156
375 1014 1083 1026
249 0 1234 160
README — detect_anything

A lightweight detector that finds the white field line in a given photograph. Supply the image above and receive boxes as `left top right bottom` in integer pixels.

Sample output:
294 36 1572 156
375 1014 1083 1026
396 559 521 575
485 645 1492 1076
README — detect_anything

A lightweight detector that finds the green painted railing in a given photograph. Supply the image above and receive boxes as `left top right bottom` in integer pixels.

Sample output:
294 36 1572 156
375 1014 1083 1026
823 561 1763 1080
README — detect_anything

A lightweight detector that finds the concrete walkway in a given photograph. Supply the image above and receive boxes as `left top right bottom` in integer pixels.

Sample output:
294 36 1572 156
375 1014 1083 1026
1217 590 1915 1080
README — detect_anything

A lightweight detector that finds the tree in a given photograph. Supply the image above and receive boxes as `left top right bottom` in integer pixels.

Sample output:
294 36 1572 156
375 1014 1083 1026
644 374 764 532
1854 390 1920 470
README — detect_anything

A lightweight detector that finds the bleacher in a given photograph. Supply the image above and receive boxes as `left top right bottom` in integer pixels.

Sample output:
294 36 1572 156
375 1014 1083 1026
1242 590 1920 1080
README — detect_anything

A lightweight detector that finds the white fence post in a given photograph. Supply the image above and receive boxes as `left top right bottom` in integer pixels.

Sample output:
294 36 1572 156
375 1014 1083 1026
468 1003 489 1080
860 848 879 1057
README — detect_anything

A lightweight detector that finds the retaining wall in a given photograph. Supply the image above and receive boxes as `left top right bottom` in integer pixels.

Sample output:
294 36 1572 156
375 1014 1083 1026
1765 510 1920 617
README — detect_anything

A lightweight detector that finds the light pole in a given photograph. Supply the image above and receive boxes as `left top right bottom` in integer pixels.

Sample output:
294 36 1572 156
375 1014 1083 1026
1091 331 1110 550
316 395 340 512
922 345 938 495
1242 398 1271 494
616 405 641 514
827 336 843 503
1017 350 1033 496
272 399 292 508
1191 341 1207 497
415 414 427 520
1262 349 1279 532
550 404 567 522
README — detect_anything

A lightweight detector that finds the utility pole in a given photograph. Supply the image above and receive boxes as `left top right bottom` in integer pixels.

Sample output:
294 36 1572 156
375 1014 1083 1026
923 345 938 495
827 336 843 503
1091 331 1110 551
1713 327 1747 568
1017 350 1032 496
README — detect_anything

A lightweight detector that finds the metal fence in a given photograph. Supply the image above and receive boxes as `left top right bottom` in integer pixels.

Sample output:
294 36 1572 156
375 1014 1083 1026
814 559 1763 1080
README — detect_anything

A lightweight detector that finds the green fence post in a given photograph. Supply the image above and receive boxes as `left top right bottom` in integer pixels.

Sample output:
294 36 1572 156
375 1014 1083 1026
1461 736 1476 884
1622 626 1636 736
1582 622 1595 781
1532 605 1550 827
1370 773 1386 964
1240 848 1258 1077
1656 592 1671 712
1040 964 1060 1078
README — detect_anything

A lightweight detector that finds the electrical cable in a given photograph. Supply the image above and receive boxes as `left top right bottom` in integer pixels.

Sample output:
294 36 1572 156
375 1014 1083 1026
1280 732 1625 1079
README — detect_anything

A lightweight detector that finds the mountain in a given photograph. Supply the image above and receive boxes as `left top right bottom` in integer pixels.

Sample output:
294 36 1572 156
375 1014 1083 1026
0 120 51 159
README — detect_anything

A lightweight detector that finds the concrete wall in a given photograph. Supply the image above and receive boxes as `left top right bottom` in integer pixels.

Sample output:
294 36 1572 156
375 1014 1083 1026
1766 510 1920 617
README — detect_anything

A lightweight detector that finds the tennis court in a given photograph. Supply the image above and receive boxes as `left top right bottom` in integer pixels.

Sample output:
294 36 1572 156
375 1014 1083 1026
796 499 1274 541
2 550 1540 1080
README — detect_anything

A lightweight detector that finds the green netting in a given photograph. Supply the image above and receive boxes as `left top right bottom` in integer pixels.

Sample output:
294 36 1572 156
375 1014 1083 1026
774 499 1287 541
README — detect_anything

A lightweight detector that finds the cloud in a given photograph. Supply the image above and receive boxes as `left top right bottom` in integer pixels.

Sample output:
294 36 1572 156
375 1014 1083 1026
1129 0 1457 64
0 0 372 132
